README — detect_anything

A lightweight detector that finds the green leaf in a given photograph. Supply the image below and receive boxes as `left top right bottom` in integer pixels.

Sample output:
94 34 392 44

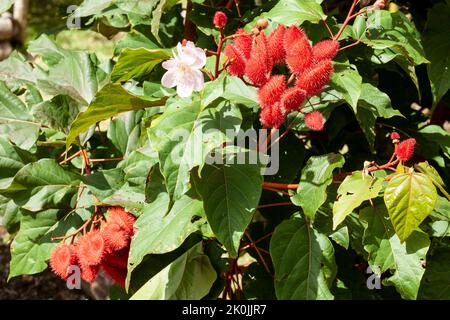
419 125 450 159
107 110 144 155
270 214 334 300
149 99 242 200
333 172 382 230
66 83 166 148
130 242 216 300
2 159 81 211
8 209 85 279
128 195 207 279
414 161 450 200
360 205 430 300
419 250 450 299
194 148 264 258
252 0 326 27
0 137 36 190
330 62 362 111
423 3 450 106
291 153 345 220
111 48 170 83
356 83 403 150
384 172 437 242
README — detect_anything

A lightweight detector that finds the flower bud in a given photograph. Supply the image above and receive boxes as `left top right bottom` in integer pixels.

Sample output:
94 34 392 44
213 11 228 29
256 18 269 29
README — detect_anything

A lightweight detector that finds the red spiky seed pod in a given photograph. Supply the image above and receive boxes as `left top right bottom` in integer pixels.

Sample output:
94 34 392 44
268 25 286 65
233 29 253 59
101 264 127 288
76 231 105 267
312 40 340 63
390 132 400 140
103 249 129 270
80 264 99 283
258 75 286 109
245 33 272 86
49 243 77 280
284 26 313 75
224 44 247 77
280 87 307 113
106 207 136 236
260 102 285 128
102 222 130 252
395 138 416 161
283 26 310 55
304 111 325 131
296 60 334 97
213 11 228 29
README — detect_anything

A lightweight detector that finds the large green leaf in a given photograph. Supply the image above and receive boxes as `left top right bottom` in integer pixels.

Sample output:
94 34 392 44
194 148 263 258
128 195 207 280
270 214 334 300
291 153 345 220
360 205 430 300
419 125 450 159
251 0 326 26
0 0 14 14
66 83 166 147
333 172 382 230
107 110 144 155
356 83 403 150
419 250 450 299
384 172 437 242
130 242 216 300
0 81 40 150
8 209 85 279
423 3 450 106
149 99 242 200
1 159 81 211
330 62 362 111
111 48 170 83
0 137 35 190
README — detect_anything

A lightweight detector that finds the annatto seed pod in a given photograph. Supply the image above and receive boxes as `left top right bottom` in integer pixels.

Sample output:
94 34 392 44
106 207 136 236
224 43 247 77
280 87 307 113
213 11 228 29
233 29 253 59
395 138 416 161
49 243 77 280
101 264 126 288
80 263 99 283
304 111 325 131
296 60 334 97
312 39 340 63
260 102 285 128
284 26 313 75
258 75 286 109
102 222 130 252
245 33 272 86
76 230 105 267
268 24 286 65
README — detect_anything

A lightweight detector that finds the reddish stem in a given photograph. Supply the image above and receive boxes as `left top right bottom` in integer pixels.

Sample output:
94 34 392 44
333 0 359 41
258 202 293 209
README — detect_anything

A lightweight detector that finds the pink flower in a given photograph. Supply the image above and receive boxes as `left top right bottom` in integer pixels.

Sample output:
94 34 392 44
161 41 206 98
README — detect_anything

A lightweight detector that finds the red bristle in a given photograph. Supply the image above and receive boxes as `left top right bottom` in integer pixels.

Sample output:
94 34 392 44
268 25 286 65
107 207 136 236
245 33 272 86
49 243 77 280
258 75 286 109
233 29 253 59
395 138 416 161
80 264 99 283
296 60 334 97
260 102 285 128
101 264 126 288
75 231 105 267
283 26 309 54
390 132 400 140
213 11 228 29
102 222 130 252
224 44 247 77
304 111 325 131
280 87 307 113
312 40 340 63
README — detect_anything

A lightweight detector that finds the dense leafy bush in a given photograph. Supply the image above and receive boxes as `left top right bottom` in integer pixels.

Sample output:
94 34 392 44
0 0 449 300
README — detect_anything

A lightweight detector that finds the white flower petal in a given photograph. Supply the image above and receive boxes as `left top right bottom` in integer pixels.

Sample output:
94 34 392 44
180 46 198 66
176 76 195 98
161 69 178 88
162 59 177 70
191 69 205 91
